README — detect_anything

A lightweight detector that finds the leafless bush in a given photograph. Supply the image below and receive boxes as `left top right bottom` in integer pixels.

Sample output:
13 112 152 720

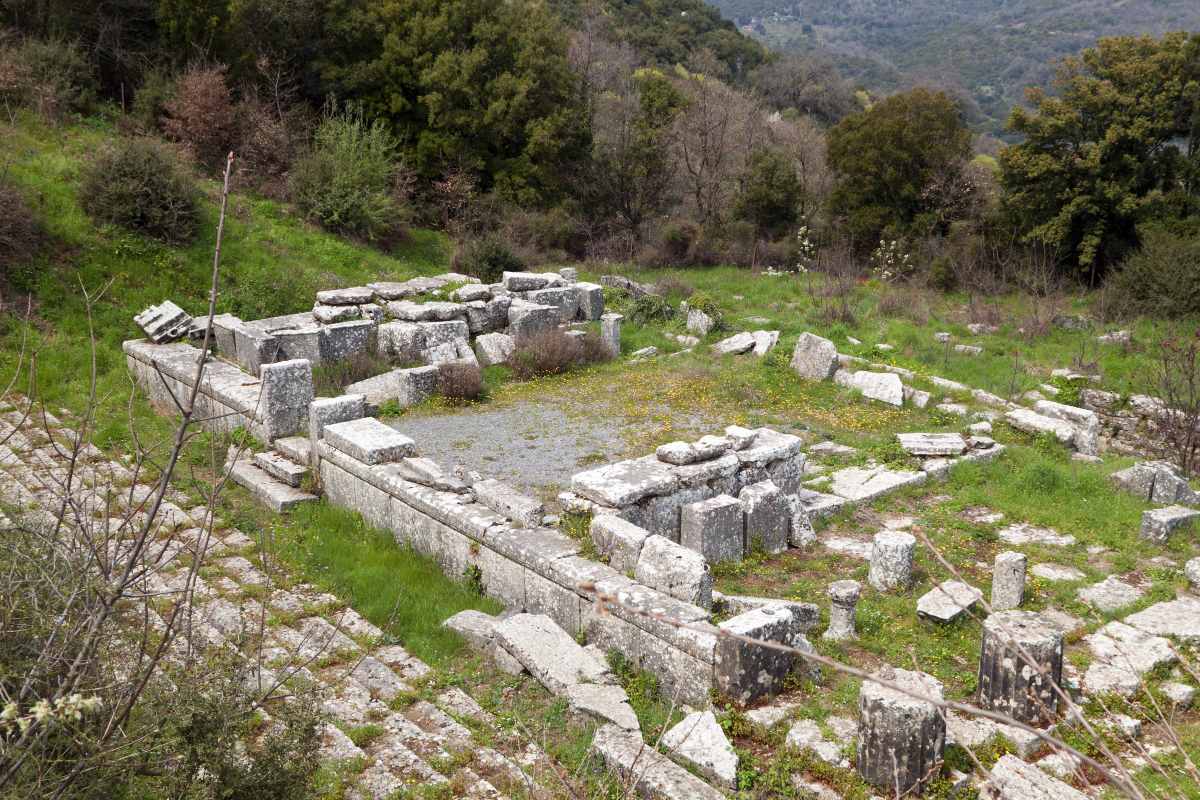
437 360 485 403
236 93 312 198
0 181 42 276
811 240 861 325
1155 331 1200 475
510 330 608 379
163 64 237 172
312 350 394 397
877 283 931 325
653 275 694 301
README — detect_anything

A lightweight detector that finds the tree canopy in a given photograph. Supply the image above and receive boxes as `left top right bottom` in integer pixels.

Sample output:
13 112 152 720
826 88 973 244
999 32 1200 277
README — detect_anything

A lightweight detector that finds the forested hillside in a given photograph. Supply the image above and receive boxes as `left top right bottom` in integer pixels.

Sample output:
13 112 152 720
711 0 1200 136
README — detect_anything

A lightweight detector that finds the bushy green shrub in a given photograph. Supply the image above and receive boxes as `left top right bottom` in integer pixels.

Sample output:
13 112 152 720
1107 226 1200 318
130 67 176 131
80 138 201 244
0 37 97 119
452 233 524 283
687 291 725 330
628 293 675 325
290 105 406 242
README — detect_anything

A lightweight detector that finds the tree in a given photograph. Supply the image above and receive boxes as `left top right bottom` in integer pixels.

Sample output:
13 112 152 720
826 87 972 244
999 33 1200 279
586 66 686 241
749 53 859 126
318 0 590 206
734 147 803 240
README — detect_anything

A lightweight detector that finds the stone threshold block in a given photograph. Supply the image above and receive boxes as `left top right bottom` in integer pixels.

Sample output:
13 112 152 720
322 417 416 465
1141 505 1200 543
916 580 982 623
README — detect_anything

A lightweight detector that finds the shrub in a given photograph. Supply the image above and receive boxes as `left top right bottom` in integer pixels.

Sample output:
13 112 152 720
80 138 201 244
453 233 524 284
290 105 406 242
163 65 237 171
130 67 176 131
510 330 607 379
687 292 725 330
312 351 394 397
502 206 586 262
0 182 42 281
628 294 675 326
1107 227 1200 318
237 96 311 197
437 361 485 403
0 38 96 119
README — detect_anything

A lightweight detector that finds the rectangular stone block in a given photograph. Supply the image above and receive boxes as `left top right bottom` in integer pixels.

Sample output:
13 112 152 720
527 287 579 323
574 282 604 321
508 301 559 340
319 319 375 362
210 313 242 356
524 569 584 634
259 358 314 440
739 480 789 555
634 535 713 609
591 515 650 574
472 478 544 528
716 603 814 704
233 324 279 376
308 394 366 468
322 417 415 464
681 494 744 564
474 547 527 610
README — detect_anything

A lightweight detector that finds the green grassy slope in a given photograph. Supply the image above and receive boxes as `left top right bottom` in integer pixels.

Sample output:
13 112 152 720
1 111 450 445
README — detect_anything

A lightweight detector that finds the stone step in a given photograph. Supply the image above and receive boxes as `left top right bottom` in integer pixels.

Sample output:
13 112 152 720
273 435 312 465
253 450 308 487
228 459 316 512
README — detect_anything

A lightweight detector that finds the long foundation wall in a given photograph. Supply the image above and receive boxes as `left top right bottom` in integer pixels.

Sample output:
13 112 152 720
317 442 724 704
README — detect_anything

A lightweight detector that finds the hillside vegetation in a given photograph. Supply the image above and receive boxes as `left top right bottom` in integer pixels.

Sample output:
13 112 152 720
712 0 1200 136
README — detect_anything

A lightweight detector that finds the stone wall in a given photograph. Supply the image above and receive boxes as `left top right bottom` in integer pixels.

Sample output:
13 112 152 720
1079 389 1176 461
315 435 812 706
124 340 313 442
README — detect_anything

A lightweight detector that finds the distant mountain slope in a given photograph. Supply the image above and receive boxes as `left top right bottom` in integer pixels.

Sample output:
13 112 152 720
710 0 1200 135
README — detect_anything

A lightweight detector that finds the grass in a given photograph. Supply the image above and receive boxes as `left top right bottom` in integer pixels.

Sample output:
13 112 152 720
0 110 449 445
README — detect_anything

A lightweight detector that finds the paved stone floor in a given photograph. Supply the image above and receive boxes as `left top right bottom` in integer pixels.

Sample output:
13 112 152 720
0 400 554 800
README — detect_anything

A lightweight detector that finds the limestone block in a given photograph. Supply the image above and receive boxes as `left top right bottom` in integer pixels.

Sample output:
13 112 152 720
600 312 622 358
635 535 713 608
567 683 638 731
662 710 738 788
987 754 1088 800
681 494 744 564
916 580 983 622
1077 576 1144 612
857 668 945 796
786 493 816 546
308 394 366 457
473 332 516 367
992 551 1027 610
1141 505 1200 542
527 287 579 323
472 478 544 528
319 319 375 362
712 331 756 355
442 609 499 650
977 611 1063 726
844 370 904 406
1005 408 1076 447
233 324 279 376
396 365 439 407
896 432 967 456
572 455 679 507
590 515 650 574
1112 460 1200 504
716 603 816 704
386 300 468 322
452 283 492 302
591 723 726 800
259 358 314 439
1123 596 1200 645
377 321 427 362
739 480 790 555
574 282 605 320
506 300 559 340
868 530 916 591
492 613 608 694
210 313 242 356
502 271 555 292
316 287 373 306
790 332 839 380
273 326 322 363
322 417 415 465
